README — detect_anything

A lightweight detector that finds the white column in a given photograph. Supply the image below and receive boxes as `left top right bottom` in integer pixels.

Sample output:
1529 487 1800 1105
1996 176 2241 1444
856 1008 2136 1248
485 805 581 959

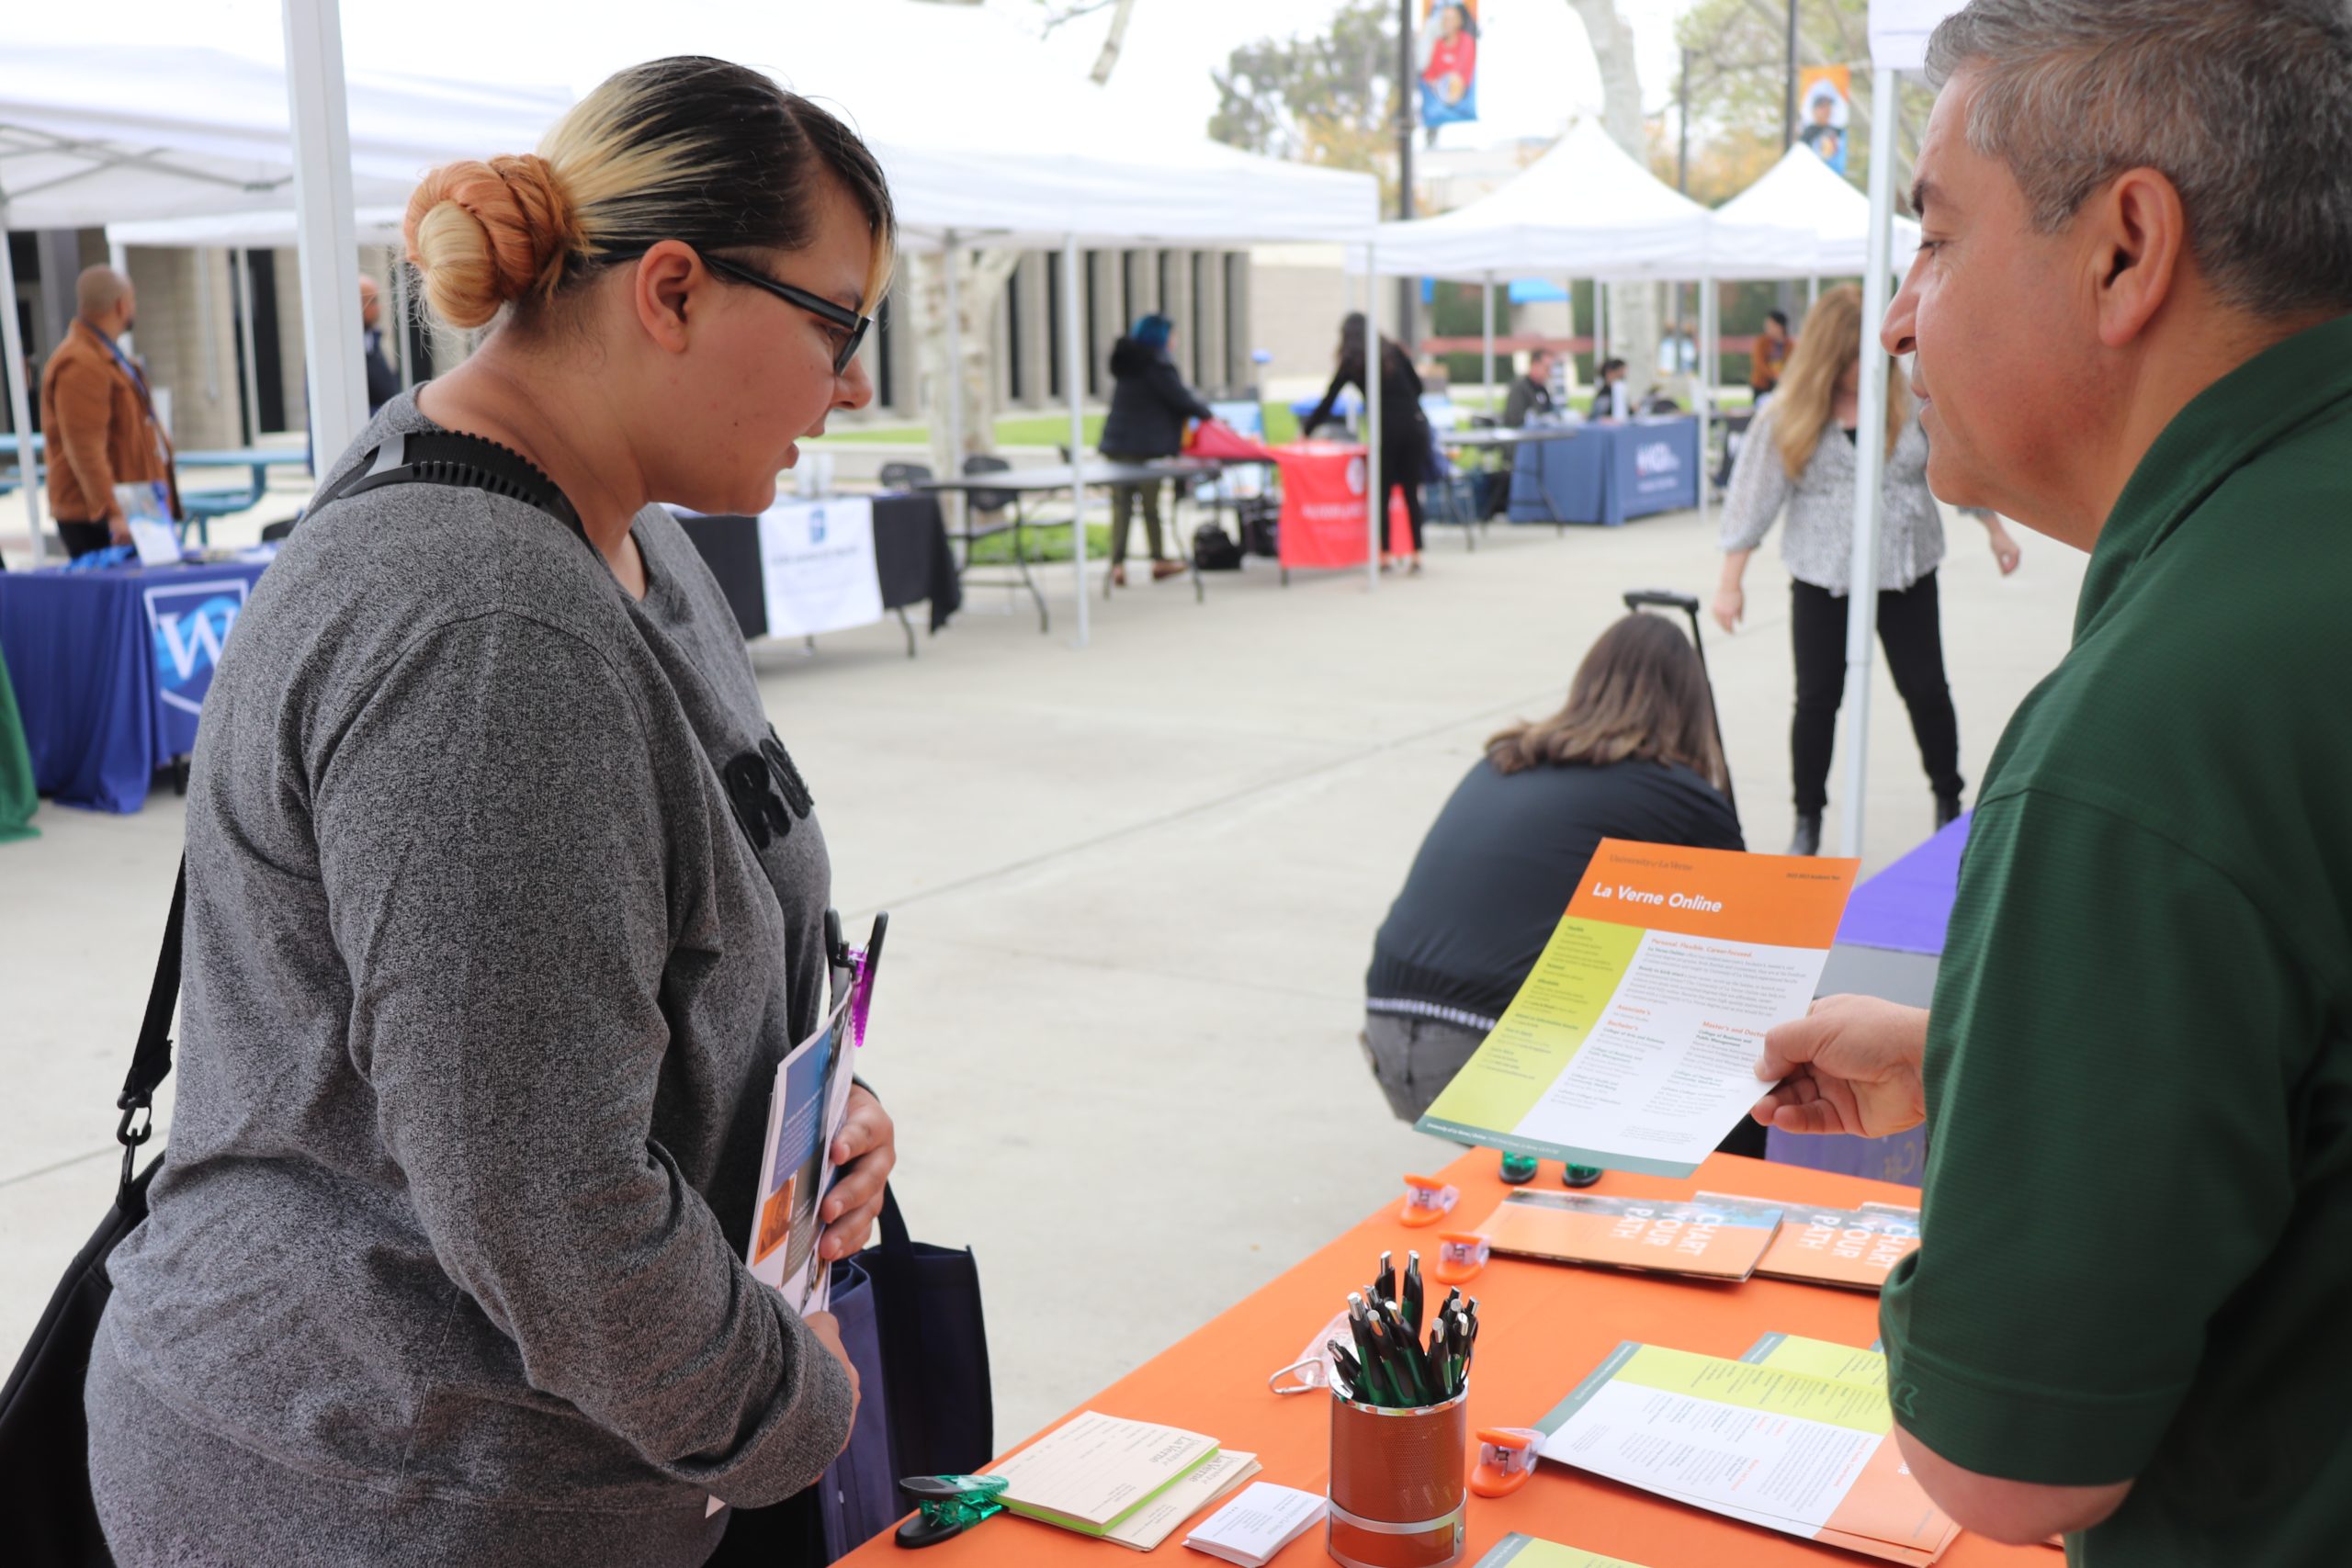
282 0 368 471
1595 279 1608 362
108 241 133 358
1480 271 1496 413
236 251 264 442
1060 234 1090 647
942 231 962 470
1364 243 1382 587
391 261 415 390
1838 64 1905 859
0 206 45 559
1808 275 1821 310
195 249 222 407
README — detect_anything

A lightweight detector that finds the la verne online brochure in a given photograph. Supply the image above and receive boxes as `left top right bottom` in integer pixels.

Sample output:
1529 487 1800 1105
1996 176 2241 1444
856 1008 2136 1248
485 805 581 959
1418 840 1860 1177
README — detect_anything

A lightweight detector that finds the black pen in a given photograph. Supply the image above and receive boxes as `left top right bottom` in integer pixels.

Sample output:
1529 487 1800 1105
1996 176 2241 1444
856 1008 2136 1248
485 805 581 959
1328 1340 1364 1392
1375 1250 1396 1312
1403 1251 1425 1339
1423 1317 1451 1400
1382 1301 1430 1404
1347 1296 1390 1404
861 911 889 987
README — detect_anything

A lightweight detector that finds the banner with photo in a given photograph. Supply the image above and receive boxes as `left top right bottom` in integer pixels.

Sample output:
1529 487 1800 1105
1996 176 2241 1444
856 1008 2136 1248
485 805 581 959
757 496 884 638
1417 1 1480 130
1798 65 1853 175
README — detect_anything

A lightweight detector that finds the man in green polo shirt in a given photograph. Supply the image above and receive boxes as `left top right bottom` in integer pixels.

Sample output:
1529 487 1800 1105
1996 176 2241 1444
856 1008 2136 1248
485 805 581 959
1747 1 2352 1562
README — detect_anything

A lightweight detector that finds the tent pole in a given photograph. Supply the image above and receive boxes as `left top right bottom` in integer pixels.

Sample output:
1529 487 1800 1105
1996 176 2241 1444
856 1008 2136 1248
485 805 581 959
942 230 962 479
1698 275 1715 536
236 250 264 443
1808 275 1820 310
195 248 221 407
1060 234 1089 647
1365 238 1381 589
1838 63 1905 860
0 203 46 561
282 0 369 474
109 241 133 359
1480 271 1495 416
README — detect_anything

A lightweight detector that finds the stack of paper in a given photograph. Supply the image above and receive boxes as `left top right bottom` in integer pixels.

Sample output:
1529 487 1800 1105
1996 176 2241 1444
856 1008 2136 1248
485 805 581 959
1182 1483 1328 1567
1699 1191 1920 1291
1105 1450 1261 1551
1479 1190 1787 1280
1472 1534 1653 1568
995 1412 1222 1538
1537 1342 1960 1565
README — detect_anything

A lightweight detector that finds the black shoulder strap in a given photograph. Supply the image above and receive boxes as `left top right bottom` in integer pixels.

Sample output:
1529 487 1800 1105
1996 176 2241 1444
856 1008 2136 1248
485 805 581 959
116 858 186 1204
118 435 586 1201
306 430 588 546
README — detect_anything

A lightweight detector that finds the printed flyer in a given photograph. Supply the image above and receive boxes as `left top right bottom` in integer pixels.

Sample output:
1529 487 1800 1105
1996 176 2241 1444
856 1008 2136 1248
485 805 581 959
1476 1190 1786 1281
1418 840 1859 1176
1537 1342 1960 1566
1473 1533 1651 1568
1740 1332 1890 1389
747 994 857 1315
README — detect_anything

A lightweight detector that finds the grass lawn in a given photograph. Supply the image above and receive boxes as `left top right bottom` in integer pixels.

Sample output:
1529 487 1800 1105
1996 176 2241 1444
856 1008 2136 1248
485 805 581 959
963 521 1114 566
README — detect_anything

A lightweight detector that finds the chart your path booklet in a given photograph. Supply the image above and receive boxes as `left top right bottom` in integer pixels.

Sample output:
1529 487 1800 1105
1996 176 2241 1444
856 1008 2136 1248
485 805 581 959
1418 840 1859 1177
1537 1342 1959 1566
1701 1191 1921 1291
1473 1534 1653 1568
747 993 857 1316
1476 1190 1785 1281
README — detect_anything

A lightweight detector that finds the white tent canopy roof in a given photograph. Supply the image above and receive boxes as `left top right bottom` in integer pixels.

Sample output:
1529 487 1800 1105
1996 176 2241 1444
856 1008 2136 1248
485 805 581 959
107 206 409 250
0 45 569 230
1365 118 1814 281
1712 144 1922 279
6 2 1375 252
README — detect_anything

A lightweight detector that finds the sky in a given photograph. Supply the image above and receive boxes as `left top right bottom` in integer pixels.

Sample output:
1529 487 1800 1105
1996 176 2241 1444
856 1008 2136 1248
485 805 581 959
1013 0 1700 152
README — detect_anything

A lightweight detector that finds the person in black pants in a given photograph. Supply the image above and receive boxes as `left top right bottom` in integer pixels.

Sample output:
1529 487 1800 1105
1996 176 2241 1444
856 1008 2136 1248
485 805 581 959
1100 313 1214 586
1301 311 1429 568
1713 285 2020 853
1363 613 1760 1155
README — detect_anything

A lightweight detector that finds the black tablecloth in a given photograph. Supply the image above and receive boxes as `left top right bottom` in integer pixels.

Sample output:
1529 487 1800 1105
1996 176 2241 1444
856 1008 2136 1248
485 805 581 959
675 494 961 638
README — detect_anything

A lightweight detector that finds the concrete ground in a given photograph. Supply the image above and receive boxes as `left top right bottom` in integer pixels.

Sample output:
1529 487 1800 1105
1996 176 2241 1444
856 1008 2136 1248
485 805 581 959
0 487 2084 1446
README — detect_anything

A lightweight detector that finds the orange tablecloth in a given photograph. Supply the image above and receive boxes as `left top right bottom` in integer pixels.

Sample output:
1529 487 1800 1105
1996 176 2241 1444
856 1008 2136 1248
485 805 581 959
840 1149 2041 1568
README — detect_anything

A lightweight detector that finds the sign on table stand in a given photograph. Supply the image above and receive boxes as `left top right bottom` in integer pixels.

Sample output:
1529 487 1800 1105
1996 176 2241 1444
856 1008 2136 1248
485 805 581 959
142 573 254 756
757 497 885 639
1272 442 1413 579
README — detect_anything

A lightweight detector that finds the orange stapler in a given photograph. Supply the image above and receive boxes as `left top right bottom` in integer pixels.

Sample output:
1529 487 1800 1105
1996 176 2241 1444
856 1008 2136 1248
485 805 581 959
1469 1427 1545 1498
1398 1174 1459 1228
1431 1232 1490 1288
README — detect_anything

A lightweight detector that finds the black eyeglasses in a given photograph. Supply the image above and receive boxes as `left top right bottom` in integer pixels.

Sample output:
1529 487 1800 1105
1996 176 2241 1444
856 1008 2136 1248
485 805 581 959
701 253 870 376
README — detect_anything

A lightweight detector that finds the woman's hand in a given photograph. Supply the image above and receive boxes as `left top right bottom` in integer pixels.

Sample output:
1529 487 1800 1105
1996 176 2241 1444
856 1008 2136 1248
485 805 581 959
1712 584 1745 634
805 1310 861 1414
1980 513 2022 576
818 1084 896 1261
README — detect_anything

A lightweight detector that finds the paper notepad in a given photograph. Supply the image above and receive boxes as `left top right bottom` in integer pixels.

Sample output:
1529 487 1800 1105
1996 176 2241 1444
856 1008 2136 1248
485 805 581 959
1183 1483 1327 1567
1538 1342 1960 1566
1103 1450 1260 1551
1478 1190 1786 1281
996 1411 1220 1535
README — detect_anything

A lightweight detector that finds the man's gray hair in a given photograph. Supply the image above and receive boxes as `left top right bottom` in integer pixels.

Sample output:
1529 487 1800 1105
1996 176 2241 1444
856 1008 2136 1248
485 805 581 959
1927 0 2352 318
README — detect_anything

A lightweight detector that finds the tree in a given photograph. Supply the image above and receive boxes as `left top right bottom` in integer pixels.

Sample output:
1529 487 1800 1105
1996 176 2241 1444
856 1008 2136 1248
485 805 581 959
1210 0 1403 205
1675 0 1937 206
1564 0 1661 400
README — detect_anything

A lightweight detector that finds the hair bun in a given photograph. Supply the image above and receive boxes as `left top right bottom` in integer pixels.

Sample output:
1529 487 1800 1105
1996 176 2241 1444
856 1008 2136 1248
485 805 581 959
402 153 586 329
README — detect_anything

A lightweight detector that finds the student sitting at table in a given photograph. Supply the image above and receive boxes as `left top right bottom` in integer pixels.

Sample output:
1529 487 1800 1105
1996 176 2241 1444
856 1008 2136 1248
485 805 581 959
1362 613 1755 1150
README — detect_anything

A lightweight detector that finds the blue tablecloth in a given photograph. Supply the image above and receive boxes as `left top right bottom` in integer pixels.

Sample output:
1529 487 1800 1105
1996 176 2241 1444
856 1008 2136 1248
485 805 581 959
0 559 269 813
1508 416 1701 525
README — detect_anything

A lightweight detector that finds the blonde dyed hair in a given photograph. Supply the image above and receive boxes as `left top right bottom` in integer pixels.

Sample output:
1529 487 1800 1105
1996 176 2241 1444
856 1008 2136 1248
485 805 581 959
404 56 897 332
1772 284 1910 480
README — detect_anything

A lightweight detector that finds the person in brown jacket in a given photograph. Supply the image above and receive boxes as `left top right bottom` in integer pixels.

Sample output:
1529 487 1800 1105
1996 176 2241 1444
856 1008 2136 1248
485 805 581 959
40 265 179 557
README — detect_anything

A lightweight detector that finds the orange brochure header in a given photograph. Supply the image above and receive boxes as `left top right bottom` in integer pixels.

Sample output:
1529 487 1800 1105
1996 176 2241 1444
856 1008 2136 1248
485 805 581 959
1566 840 1859 948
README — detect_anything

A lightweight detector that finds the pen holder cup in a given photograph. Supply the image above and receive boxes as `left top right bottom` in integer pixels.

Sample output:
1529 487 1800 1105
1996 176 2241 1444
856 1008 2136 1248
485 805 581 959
1327 1385 1468 1568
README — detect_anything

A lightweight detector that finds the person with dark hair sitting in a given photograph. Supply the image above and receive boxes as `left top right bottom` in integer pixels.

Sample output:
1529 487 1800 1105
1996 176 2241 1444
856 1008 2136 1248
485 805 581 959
1101 312 1213 586
1362 614 1750 1149
1590 356 1634 420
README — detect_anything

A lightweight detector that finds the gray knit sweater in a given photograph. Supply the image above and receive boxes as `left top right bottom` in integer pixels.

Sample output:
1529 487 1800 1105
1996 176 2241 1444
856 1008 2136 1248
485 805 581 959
95 392 855 1551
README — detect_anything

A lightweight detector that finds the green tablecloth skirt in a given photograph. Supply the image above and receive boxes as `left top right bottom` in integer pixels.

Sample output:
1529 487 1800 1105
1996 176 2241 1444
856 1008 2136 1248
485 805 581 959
0 641 40 841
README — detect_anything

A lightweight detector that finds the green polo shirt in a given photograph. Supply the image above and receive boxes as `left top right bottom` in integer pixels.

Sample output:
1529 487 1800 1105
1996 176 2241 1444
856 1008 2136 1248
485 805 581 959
1880 311 2352 1567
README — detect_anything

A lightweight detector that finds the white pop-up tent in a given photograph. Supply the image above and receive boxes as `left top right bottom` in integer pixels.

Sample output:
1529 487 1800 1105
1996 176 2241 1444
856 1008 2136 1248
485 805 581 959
1713 144 1924 280
0 37 569 556
1364 118 1817 533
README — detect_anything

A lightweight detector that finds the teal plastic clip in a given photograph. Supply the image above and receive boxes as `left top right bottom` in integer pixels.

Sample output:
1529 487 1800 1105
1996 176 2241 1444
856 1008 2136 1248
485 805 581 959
894 1473 1008 1549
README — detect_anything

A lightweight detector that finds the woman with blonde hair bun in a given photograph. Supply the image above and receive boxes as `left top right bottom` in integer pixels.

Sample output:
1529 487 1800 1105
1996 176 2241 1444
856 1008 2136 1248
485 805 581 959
1712 283 2021 856
86 57 900 1565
